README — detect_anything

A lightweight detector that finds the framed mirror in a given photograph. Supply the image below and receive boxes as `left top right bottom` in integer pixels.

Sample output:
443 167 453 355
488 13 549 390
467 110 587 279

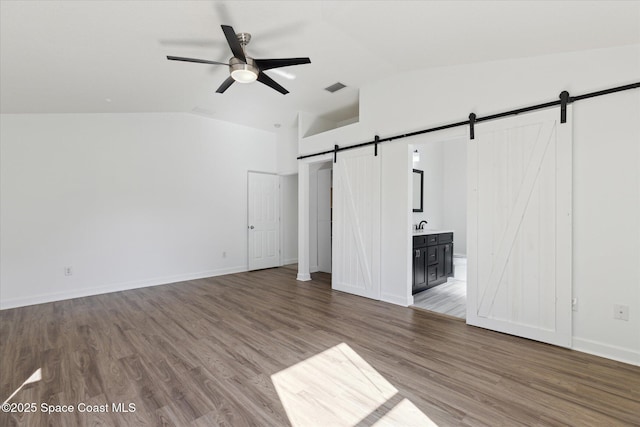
413 169 423 212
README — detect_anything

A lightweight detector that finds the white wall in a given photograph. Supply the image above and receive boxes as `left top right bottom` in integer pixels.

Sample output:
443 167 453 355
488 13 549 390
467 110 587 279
442 138 467 256
277 127 301 266
0 112 277 309
412 140 444 229
298 44 640 364
276 126 298 175
306 161 333 273
412 139 467 256
299 112 343 138
571 89 640 364
411 137 467 256
281 174 298 265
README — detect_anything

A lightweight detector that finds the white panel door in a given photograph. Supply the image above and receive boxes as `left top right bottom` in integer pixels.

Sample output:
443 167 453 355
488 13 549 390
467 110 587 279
333 147 380 300
248 172 280 271
467 107 572 348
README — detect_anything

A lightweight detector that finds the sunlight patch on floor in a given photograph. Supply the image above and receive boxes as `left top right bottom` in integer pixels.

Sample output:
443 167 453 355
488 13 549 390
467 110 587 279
271 343 437 426
2 368 41 406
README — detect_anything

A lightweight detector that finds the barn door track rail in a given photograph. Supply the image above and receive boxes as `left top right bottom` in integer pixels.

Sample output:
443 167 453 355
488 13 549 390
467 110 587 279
298 81 639 162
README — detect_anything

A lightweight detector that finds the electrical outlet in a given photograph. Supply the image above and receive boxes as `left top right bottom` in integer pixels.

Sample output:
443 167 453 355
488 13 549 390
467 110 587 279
64 266 73 276
571 298 578 312
614 304 629 321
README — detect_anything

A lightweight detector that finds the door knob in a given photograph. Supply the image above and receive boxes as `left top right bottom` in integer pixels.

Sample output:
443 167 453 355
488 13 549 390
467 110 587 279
249 225 254 229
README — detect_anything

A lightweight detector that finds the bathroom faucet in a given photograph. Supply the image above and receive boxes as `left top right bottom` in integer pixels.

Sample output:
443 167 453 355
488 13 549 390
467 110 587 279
418 220 428 230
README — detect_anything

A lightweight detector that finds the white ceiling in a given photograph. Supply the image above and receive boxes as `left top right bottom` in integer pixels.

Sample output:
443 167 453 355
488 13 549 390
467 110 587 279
1 1 639 131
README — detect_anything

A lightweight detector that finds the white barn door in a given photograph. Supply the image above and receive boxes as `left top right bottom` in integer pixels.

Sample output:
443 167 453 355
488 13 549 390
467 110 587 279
332 147 381 300
467 107 572 348
248 172 280 271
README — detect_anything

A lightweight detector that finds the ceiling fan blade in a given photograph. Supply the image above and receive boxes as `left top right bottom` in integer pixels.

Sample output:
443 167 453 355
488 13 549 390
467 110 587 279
254 57 311 71
216 76 235 93
167 56 229 66
257 72 289 95
221 25 246 62
268 68 296 80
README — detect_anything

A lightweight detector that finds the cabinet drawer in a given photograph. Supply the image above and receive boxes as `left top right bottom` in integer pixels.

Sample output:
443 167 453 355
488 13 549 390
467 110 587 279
426 235 438 246
438 233 453 244
427 246 437 264
427 266 438 283
413 235 428 247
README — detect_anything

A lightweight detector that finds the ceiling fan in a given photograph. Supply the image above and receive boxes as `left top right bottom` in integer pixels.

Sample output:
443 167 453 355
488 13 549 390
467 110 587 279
167 25 311 95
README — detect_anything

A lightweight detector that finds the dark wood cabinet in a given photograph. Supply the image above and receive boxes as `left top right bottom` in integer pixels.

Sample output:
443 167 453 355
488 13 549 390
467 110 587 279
437 243 453 281
412 232 454 294
413 246 427 290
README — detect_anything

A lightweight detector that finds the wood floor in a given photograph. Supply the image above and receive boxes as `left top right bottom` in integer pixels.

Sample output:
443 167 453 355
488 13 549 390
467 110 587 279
1 267 639 426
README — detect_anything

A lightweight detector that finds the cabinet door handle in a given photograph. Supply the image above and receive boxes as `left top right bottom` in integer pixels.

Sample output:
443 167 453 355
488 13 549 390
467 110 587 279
415 249 420 258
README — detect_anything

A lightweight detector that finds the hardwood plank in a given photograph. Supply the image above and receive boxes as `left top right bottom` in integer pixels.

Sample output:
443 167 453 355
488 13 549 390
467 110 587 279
1 267 639 426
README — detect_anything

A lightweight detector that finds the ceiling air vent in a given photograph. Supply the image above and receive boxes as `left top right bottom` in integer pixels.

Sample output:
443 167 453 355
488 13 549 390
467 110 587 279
324 82 347 93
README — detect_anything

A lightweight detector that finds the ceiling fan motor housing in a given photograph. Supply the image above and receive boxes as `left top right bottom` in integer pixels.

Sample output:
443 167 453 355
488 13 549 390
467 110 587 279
229 57 259 83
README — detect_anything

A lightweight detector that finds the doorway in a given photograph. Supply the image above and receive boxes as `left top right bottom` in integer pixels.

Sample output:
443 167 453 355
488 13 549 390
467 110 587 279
410 137 468 318
309 161 332 274
280 174 299 267
317 166 332 273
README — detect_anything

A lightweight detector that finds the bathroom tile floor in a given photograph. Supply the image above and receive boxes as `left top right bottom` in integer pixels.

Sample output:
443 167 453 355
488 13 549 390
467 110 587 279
412 257 467 319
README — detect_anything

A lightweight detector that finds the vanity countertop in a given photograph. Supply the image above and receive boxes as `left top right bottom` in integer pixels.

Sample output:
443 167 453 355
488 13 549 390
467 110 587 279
412 229 455 236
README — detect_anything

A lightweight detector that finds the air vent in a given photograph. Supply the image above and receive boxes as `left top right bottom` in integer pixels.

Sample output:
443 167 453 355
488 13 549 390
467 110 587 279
324 82 347 93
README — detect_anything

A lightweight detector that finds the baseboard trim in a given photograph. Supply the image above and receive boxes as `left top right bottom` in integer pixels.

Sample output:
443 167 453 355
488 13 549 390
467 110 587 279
296 273 311 281
0 266 247 310
283 258 298 265
381 293 411 307
573 337 640 366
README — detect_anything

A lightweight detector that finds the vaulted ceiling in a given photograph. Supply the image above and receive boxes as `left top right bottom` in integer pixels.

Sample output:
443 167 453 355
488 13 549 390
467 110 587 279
1 1 638 131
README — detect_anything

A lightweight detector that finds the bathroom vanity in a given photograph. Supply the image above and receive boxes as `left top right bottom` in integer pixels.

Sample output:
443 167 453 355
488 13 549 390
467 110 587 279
412 230 454 294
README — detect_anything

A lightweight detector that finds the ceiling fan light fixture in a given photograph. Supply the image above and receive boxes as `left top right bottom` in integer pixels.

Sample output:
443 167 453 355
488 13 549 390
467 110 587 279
230 57 258 83
231 69 258 83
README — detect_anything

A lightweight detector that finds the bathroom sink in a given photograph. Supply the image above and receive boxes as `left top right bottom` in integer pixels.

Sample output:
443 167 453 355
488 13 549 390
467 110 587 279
413 228 453 235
